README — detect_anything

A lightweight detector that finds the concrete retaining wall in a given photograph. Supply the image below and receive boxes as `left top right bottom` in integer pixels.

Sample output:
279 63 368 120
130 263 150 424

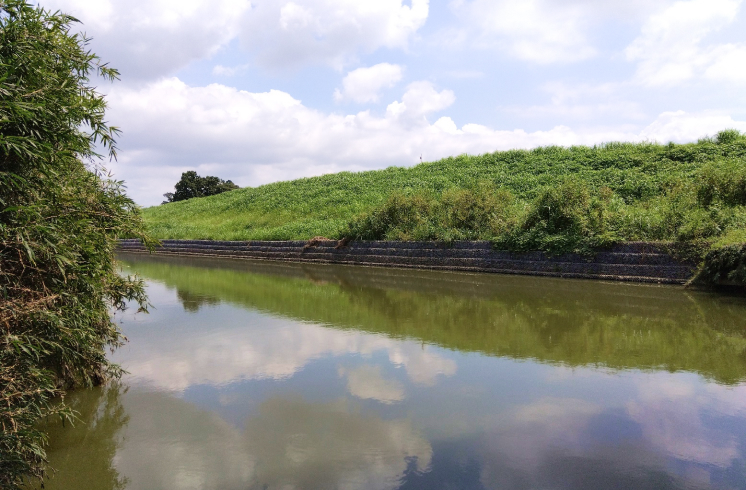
117 239 697 284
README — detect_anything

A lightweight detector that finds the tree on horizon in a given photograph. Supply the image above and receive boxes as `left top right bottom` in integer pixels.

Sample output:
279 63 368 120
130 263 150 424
162 170 239 203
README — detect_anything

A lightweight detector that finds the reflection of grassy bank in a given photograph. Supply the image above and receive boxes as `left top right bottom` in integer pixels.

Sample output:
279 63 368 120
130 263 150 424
120 253 746 385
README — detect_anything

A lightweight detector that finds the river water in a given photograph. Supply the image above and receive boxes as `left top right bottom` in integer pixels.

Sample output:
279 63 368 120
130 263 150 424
32 253 746 490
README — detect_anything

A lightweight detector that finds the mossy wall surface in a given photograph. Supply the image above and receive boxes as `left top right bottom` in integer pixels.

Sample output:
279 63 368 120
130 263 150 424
119 239 696 284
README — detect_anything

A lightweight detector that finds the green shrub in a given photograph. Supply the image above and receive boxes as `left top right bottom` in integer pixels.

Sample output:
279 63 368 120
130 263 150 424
501 180 619 254
525 180 590 231
697 158 746 207
339 185 525 243
692 244 746 286
613 182 724 242
676 208 723 241
716 129 744 145
439 184 522 238
342 192 435 241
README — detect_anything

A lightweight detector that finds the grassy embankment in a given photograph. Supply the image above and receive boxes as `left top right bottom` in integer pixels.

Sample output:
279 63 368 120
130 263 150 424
144 130 746 283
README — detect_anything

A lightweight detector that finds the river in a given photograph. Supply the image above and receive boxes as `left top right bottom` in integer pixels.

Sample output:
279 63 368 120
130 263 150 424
32 253 746 489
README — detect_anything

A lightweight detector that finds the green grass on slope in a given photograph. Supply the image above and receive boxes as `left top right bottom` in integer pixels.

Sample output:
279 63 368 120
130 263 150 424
142 130 746 264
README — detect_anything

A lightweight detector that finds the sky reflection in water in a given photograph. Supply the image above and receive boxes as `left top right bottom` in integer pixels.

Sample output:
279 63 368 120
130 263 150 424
35 254 746 490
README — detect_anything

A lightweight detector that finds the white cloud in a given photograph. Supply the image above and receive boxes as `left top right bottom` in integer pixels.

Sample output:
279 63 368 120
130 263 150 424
639 110 746 142
239 0 429 70
334 63 404 103
432 116 460 134
626 0 746 85
448 0 706 64
44 0 428 79
704 44 746 81
386 81 456 122
449 0 599 63
45 0 250 81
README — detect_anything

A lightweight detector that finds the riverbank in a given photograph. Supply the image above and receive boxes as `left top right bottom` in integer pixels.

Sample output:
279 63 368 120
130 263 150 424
118 239 696 284
141 132 746 285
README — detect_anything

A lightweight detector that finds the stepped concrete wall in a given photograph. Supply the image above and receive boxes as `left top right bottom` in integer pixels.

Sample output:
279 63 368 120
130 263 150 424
117 239 697 284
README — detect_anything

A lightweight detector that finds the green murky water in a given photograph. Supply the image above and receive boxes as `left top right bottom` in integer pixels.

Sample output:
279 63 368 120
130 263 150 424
32 253 746 489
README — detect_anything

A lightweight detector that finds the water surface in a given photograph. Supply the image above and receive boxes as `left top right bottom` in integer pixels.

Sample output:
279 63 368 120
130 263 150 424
34 253 746 489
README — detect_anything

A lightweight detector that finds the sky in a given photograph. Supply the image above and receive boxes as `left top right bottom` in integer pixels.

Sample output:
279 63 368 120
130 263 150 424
44 0 746 206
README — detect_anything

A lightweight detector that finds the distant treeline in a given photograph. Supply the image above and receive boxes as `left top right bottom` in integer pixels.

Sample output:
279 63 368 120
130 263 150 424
143 130 746 285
